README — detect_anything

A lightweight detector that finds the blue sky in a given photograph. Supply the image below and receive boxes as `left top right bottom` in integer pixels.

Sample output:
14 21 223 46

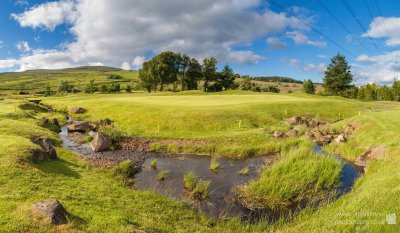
1 0 400 84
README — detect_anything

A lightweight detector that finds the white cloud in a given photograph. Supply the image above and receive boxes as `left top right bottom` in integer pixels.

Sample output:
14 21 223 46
363 17 400 46
15 0 29 7
16 41 31 53
6 0 316 71
303 63 326 74
317 54 327 59
354 51 400 84
132 56 146 70
286 31 327 48
11 0 76 31
121 61 131 71
266 37 287 49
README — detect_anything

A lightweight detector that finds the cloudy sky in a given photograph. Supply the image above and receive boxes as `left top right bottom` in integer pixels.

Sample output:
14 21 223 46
1 0 400 84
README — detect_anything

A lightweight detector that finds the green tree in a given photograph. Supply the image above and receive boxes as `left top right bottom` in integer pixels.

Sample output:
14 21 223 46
44 84 52 97
100 84 108 93
202 57 217 92
364 83 377 101
357 86 365 100
323 53 353 96
125 85 132 93
392 80 400 101
217 64 235 90
377 85 393 101
186 58 202 90
303 79 316 94
139 60 159 92
85 80 97 93
239 77 252 91
58 81 73 93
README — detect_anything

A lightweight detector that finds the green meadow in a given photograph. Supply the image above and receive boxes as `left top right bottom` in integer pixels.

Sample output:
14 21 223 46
1 90 400 232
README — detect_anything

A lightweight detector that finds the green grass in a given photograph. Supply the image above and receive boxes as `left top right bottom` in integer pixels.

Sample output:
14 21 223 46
239 145 342 211
2 92 400 232
239 166 249 176
193 179 211 200
209 158 221 173
0 99 270 233
183 171 196 191
273 109 400 232
157 169 170 181
150 159 157 169
41 91 398 158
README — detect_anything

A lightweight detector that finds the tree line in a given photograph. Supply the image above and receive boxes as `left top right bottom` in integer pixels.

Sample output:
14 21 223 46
139 51 236 92
302 53 400 102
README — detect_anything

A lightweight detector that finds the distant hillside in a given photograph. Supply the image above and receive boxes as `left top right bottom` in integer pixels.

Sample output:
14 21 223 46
0 66 139 94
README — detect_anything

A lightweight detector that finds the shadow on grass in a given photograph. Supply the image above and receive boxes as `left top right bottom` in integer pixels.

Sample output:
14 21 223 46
33 158 81 179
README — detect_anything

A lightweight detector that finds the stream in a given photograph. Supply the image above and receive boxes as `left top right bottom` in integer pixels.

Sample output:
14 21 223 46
59 124 361 221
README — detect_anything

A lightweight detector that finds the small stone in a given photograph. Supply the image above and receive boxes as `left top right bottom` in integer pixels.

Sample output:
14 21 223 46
273 131 285 138
285 128 298 137
286 116 302 125
69 107 87 114
334 134 347 143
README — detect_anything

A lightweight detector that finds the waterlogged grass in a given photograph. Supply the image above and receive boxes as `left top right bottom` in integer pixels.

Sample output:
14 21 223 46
240 145 342 211
41 92 397 157
209 158 221 173
183 171 196 191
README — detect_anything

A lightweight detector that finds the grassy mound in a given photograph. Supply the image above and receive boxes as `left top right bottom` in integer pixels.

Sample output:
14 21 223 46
239 145 342 211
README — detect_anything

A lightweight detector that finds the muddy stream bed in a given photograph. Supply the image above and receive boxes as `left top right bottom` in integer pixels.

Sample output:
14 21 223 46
59 123 361 221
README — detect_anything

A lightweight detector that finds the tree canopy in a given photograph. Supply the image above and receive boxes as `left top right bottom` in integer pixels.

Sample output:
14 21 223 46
323 53 353 96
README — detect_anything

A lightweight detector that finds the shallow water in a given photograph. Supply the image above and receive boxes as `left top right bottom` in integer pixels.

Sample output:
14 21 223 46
60 125 273 219
59 124 361 220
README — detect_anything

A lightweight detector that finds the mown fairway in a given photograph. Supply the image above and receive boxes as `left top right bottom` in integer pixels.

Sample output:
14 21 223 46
42 91 397 157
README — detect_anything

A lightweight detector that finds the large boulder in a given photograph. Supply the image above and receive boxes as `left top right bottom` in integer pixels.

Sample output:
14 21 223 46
286 116 302 125
69 107 87 114
317 135 334 144
285 128 298 137
32 138 57 161
91 133 112 152
355 146 386 168
67 122 93 132
32 199 67 225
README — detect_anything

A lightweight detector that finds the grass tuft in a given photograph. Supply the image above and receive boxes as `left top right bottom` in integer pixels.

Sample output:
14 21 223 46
209 158 221 173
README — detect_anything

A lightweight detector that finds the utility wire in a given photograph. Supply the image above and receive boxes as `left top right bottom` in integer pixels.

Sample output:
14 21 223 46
317 0 373 54
269 0 356 58
341 0 382 53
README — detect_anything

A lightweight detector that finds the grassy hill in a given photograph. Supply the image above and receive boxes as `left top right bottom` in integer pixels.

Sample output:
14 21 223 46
0 66 140 94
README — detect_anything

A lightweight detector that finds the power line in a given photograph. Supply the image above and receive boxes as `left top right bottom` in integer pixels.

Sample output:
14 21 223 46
269 0 357 58
341 0 382 53
317 0 373 54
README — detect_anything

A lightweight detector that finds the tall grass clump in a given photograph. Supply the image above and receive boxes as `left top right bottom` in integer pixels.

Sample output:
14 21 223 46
157 169 170 181
113 160 140 185
183 171 196 191
193 179 211 199
209 158 221 173
183 172 211 200
239 145 342 211
150 159 157 169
